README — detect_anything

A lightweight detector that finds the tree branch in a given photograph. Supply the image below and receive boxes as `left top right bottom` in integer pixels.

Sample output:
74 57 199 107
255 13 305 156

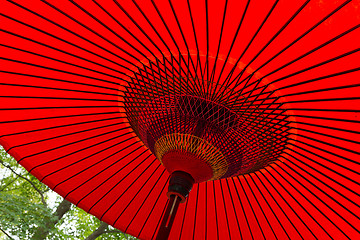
0 175 19 192
31 199 72 240
84 222 109 240
103 229 122 234
0 160 47 207
0 226 15 240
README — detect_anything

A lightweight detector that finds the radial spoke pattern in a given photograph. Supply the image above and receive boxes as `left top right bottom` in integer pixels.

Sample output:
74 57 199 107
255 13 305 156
0 0 359 239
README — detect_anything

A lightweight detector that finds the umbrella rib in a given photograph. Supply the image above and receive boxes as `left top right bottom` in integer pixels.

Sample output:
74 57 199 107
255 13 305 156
92 0 164 66
138 174 170 238
7 119 126 152
217 180 231 239
143 59 191 95
78 148 149 209
22 130 134 168
130 56 198 96
296 129 360 164
72 0 186 90
0 56 127 86
124 91 292 131
149 0 197 82
105 157 160 224
5 93 360 117
0 114 127 139
68 0 155 63
0 1 358 239
0 43 126 82
212 181 220 240
129 0 197 81
204 0 210 96
131 70 163 98
7 0 185 85
231 96 359 126
226 51 360 106
287 118 360 135
192 184 200 240
212 0 251 100
218 181 235 239
262 21 360 83
52 143 148 193
248 174 298 239
154 205 169 240
153 195 170 240
272 67 360 94
292 130 360 156
229 64 360 121
178 190 189 240
0 10 133 74
0 95 122 103
34 135 138 181
234 108 360 125
255 171 316 239
1 103 292 161
208 0 228 87
42 0 141 65
124 168 166 233
243 176 278 239
263 168 334 239
273 162 360 236
235 95 284 124
205 182 208 240
227 10 359 110
110 0 184 80
0 70 120 92
281 88 360 102
216 0 280 102
132 67 172 97
226 49 360 104
285 146 360 189
243 82 360 105
58 146 146 195
287 138 360 176
283 155 360 209
186 0 202 81
222 0 310 102
0 29 129 79
292 126 360 146
286 142 360 182
241 107 360 113
0 82 120 98
167 0 201 85
237 177 266 239
0 110 120 125
229 0 352 91
0 106 122 111
230 178 254 239
224 180 243 239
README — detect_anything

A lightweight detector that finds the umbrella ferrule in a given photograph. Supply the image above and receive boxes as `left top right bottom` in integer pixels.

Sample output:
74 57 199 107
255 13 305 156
166 171 194 203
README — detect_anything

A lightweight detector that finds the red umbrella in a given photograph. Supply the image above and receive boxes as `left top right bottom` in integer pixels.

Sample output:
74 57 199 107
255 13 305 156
0 0 359 239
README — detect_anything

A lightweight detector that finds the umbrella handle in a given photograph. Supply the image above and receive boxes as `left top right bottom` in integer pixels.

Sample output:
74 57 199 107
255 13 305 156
155 195 181 240
156 171 194 240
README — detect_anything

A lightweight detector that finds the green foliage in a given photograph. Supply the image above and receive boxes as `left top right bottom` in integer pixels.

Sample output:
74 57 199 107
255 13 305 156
0 193 55 239
50 206 137 240
0 147 137 240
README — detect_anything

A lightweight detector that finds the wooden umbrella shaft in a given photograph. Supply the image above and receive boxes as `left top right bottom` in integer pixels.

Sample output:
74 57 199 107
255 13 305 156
155 195 181 240
156 171 194 240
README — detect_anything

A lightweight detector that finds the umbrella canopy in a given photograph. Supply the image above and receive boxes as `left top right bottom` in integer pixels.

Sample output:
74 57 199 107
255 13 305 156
0 0 360 239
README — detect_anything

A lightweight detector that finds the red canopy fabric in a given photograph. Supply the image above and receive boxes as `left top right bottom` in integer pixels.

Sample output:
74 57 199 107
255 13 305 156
0 0 359 239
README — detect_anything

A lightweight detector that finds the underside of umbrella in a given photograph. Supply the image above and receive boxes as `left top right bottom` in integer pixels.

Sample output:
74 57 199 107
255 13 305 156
0 0 359 239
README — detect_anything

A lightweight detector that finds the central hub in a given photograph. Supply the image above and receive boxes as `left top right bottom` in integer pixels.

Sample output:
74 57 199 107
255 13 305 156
124 94 264 182
122 53 293 183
